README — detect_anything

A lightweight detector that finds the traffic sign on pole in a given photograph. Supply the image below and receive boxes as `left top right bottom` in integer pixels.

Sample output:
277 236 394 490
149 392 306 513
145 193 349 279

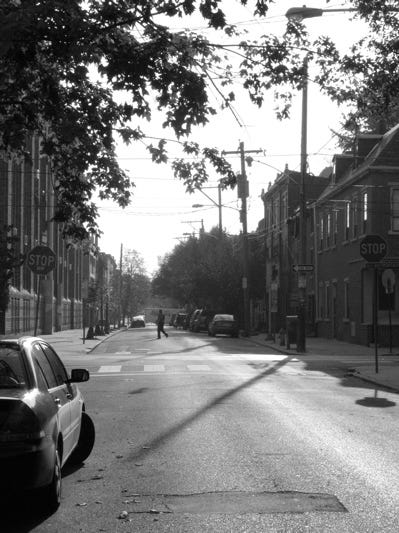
27 245 56 275
359 235 387 263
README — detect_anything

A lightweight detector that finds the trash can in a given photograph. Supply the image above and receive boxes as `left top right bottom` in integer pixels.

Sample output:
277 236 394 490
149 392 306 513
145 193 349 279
286 315 298 349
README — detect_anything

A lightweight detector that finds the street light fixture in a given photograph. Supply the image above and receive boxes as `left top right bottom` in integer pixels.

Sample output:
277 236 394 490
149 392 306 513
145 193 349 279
285 6 357 21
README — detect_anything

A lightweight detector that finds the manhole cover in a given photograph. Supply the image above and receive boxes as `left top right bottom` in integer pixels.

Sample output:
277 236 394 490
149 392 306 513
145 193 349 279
128 490 347 514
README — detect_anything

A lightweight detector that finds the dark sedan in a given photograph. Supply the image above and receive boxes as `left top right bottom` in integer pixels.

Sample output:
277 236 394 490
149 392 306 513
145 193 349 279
208 314 239 337
0 337 95 510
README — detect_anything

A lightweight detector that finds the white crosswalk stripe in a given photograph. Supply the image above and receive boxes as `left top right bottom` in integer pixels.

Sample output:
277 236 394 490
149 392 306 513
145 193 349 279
98 365 122 373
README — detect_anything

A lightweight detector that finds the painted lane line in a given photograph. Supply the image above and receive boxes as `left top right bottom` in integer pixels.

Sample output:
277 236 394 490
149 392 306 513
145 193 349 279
98 365 122 373
115 352 131 355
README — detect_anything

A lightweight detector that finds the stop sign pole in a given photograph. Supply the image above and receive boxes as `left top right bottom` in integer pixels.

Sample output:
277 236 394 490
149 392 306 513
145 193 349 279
26 245 56 336
360 235 388 374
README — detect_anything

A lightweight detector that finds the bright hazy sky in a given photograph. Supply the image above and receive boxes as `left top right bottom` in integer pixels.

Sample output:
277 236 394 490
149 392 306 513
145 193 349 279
97 1 367 275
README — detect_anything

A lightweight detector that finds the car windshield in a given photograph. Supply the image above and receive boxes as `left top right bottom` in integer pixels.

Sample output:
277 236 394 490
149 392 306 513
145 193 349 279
0 344 27 388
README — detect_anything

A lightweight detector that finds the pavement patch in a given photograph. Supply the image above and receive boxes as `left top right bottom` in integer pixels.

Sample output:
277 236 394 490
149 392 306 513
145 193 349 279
126 490 347 514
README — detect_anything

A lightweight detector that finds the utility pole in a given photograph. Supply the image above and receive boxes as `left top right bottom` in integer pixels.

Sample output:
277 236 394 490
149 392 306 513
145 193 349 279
223 142 262 337
296 56 309 353
119 243 123 327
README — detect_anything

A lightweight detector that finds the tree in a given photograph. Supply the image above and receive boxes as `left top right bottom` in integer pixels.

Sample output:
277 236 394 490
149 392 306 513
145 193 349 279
0 0 270 241
2 0 398 245
109 248 151 324
152 227 242 314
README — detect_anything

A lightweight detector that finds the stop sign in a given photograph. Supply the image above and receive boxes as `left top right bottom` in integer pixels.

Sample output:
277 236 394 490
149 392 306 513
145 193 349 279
359 234 388 263
27 245 57 275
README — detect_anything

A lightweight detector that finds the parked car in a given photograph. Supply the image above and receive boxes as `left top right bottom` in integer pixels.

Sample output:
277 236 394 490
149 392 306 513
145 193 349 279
190 309 215 332
131 315 145 328
0 337 95 510
208 314 239 337
183 313 192 330
174 313 188 329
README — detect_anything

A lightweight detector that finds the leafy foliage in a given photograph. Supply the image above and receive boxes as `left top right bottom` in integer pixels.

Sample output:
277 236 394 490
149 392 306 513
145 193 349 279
152 227 243 314
0 0 272 241
2 0 399 243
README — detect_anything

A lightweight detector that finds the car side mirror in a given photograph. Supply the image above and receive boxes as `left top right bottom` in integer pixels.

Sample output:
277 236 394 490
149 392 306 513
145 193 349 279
68 368 90 383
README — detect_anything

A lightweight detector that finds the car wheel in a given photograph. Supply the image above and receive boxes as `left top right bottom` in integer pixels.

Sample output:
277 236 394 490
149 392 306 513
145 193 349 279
42 447 62 511
68 412 95 465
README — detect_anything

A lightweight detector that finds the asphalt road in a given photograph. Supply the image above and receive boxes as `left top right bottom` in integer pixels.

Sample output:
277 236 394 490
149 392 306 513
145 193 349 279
4 325 399 532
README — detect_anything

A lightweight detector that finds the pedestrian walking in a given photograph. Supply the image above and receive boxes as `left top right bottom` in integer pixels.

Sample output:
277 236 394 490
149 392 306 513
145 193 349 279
157 309 168 339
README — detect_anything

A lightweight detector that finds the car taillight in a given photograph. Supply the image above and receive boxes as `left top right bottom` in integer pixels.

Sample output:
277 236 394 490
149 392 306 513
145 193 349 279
0 402 44 442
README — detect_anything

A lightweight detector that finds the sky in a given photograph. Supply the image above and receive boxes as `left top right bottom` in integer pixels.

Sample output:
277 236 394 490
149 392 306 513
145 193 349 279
96 1 368 275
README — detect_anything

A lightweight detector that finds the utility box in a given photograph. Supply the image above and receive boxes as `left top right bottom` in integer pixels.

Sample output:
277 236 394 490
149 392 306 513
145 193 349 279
286 315 298 349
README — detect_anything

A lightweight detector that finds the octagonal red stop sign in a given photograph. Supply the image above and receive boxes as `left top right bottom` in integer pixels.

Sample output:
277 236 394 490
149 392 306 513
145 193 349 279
360 234 388 263
27 245 56 275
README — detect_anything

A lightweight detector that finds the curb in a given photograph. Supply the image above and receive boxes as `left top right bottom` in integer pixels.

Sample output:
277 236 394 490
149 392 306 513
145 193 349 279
85 327 126 353
352 371 399 394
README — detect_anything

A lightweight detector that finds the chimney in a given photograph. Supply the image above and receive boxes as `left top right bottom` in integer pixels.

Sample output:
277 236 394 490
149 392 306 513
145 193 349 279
332 153 354 183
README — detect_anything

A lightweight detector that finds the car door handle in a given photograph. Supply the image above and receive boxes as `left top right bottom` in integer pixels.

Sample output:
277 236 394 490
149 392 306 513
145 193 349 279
53 397 61 404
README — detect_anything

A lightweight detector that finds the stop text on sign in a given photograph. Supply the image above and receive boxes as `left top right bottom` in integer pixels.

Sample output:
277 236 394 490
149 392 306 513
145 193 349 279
26 245 57 275
360 242 387 255
28 255 55 269
359 234 388 263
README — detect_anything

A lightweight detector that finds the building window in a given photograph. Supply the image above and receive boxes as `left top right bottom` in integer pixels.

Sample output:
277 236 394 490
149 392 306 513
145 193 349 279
391 188 399 232
319 215 324 250
362 192 368 234
345 201 350 241
281 192 288 222
318 283 324 319
326 213 331 248
344 279 350 320
325 283 331 319
351 195 358 238
333 210 338 246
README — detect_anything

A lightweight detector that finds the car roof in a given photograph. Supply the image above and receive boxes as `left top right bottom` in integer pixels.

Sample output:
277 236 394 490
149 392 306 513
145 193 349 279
213 314 234 320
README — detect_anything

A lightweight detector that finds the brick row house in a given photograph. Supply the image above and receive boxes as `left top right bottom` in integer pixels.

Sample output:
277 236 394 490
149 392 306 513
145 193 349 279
0 135 114 336
261 124 399 347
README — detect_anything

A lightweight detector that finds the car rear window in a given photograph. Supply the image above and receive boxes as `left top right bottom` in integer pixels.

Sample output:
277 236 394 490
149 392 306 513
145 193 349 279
0 344 27 388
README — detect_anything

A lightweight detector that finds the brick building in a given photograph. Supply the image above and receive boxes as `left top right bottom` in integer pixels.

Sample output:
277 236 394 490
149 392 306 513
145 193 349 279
260 124 399 347
0 136 96 336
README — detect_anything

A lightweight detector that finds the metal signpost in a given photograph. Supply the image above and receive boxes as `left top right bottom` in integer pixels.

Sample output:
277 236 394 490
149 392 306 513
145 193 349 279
26 245 56 335
360 235 388 373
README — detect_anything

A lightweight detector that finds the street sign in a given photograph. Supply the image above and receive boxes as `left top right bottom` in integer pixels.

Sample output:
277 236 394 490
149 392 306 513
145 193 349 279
27 245 56 275
360 234 387 263
382 269 395 294
292 264 314 273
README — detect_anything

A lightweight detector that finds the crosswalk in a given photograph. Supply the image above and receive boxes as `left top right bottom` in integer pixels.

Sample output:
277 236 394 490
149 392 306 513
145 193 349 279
95 363 213 375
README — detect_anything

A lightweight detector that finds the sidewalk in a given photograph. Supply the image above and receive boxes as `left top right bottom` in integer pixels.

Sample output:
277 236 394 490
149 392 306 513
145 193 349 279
246 333 399 393
5 327 399 393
